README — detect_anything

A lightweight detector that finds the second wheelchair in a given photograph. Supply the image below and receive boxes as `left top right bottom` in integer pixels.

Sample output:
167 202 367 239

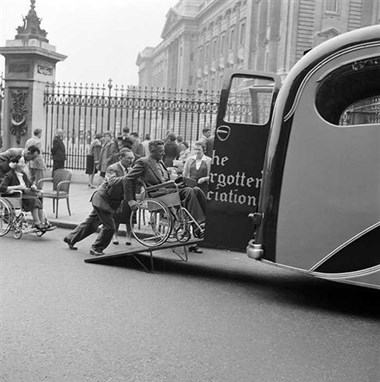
0 190 55 239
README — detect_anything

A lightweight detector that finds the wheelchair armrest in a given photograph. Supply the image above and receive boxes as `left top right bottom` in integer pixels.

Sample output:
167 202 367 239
4 190 23 196
144 181 177 192
37 178 53 188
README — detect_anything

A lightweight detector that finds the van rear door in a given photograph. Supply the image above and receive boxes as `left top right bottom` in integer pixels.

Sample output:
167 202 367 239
205 71 280 250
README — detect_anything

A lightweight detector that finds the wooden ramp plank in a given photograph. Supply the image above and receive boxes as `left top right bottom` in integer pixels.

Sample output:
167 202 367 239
84 239 202 272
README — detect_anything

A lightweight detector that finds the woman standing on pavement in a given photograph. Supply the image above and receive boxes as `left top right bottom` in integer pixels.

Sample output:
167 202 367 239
25 128 47 189
183 140 211 194
86 132 103 188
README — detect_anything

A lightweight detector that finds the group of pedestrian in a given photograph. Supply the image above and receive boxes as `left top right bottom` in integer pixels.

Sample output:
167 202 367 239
63 137 209 256
0 125 215 255
85 128 151 188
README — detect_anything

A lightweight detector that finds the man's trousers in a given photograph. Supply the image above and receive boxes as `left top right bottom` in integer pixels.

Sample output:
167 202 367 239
66 206 115 251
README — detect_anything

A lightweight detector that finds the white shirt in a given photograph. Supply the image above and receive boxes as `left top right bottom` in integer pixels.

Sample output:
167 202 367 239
15 171 26 188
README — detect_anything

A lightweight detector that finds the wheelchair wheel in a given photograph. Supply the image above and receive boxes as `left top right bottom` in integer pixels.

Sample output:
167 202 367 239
12 213 25 239
131 199 173 247
175 225 191 243
0 198 14 237
13 226 22 239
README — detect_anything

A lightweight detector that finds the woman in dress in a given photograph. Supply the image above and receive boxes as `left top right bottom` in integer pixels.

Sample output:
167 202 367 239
85 133 102 188
0 155 53 230
183 140 211 194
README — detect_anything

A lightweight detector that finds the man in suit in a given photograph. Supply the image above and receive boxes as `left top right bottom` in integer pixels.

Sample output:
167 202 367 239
125 140 207 227
51 129 66 175
0 145 40 180
63 170 132 256
98 131 116 178
163 132 180 167
105 148 134 180
105 148 135 245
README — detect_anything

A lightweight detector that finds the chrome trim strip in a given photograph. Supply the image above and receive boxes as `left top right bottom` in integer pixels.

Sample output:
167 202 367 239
311 264 380 279
326 279 380 290
309 221 380 272
261 260 380 289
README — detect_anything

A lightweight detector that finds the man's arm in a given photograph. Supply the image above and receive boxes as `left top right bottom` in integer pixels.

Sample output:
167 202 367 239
183 157 193 178
123 159 146 204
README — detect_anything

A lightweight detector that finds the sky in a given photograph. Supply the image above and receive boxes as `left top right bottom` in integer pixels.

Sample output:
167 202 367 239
0 0 178 85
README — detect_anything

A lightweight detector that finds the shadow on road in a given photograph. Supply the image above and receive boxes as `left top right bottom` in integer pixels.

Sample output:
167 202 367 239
89 254 379 320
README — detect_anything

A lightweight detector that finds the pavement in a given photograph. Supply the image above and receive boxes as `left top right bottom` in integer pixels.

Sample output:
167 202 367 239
44 170 212 253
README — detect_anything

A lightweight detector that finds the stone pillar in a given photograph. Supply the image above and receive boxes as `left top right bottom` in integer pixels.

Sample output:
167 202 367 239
0 0 66 150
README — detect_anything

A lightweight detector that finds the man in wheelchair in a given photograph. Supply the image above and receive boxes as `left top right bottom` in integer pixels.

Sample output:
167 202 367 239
0 155 54 231
125 140 207 236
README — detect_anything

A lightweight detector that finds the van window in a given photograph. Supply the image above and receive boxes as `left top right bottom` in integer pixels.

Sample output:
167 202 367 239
315 56 380 126
340 96 380 125
224 76 275 125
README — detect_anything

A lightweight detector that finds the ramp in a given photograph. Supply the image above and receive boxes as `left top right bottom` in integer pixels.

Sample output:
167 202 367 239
84 239 202 272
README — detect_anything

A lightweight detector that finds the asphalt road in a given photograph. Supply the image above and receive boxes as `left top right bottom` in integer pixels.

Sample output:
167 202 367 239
1 229 379 382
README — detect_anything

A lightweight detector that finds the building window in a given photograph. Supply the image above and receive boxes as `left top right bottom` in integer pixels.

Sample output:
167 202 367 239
212 38 218 59
220 34 226 55
324 0 340 14
205 42 210 64
239 22 246 46
229 28 235 50
199 46 203 67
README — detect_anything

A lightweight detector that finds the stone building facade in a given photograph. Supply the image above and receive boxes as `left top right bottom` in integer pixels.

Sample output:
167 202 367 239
136 0 380 91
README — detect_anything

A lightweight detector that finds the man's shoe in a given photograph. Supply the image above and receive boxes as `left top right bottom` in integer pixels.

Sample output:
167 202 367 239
90 248 104 256
189 245 203 253
32 223 44 231
63 237 77 250
43 222 57 231
193 226 204 239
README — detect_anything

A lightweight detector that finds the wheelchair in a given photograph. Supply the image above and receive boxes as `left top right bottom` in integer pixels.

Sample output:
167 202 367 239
0 190 55 239
130 181 205 247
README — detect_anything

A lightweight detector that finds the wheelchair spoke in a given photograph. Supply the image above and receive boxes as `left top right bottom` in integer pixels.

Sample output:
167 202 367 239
0 198 14 236
131 199 173 247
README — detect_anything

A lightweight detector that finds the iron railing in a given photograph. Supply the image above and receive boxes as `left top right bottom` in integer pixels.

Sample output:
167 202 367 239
0 74 4 150
43 81 220 170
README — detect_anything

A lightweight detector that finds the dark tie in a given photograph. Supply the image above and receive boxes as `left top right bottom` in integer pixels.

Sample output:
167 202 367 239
158 161 169 181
